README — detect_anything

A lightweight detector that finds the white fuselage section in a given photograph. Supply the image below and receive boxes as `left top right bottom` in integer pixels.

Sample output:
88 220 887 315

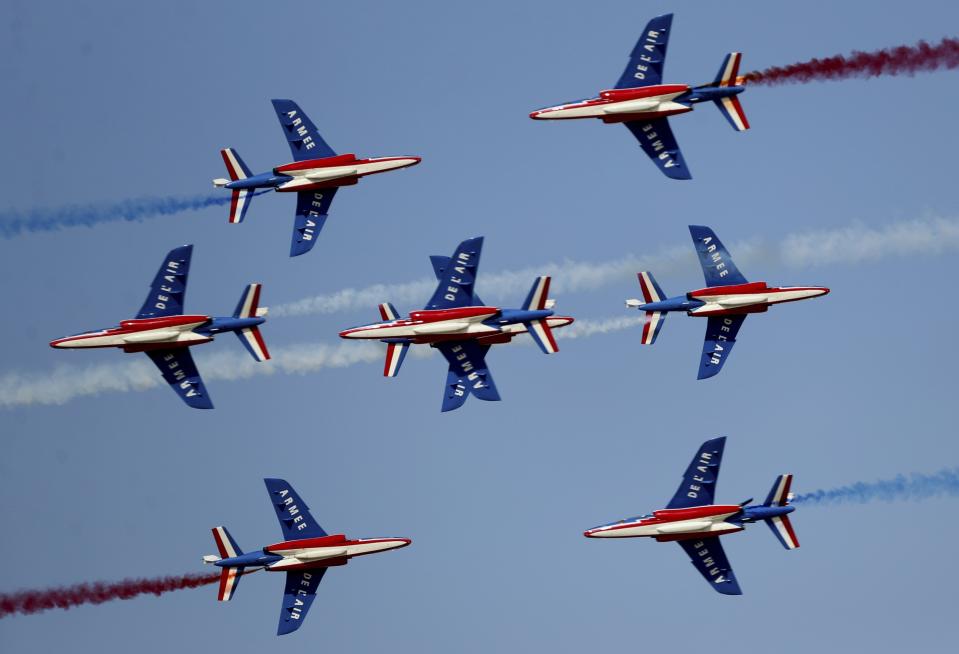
266 538 409 571
340 312 572 341
589 513 740 539
688 287 828 316
50 319 210 349
278 157 420 191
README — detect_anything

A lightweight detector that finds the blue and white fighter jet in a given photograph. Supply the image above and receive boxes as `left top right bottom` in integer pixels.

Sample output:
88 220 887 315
627 225 829 379
203 478 410 636
585 437 799 595
530 13 750 180
339 237 574 411
50 245 269 409
214 99 421 256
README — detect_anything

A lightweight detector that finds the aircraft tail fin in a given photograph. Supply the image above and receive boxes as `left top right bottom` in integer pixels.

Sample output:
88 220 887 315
218 148 256 223
209 526 245 601
627 272 667 345
233 284 270 362
762 474 800 550
523 276 559 354
711 53 750 132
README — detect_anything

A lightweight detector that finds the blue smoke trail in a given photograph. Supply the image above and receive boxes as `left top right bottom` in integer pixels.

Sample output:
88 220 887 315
792 468 959 506
0 190 270 238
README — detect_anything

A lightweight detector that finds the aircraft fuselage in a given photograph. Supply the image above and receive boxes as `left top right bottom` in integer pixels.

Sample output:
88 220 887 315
338 305 574 344
529 83 744 123
585 503 794 542
215 534 410 573
49 314 265 352
637 282 829 317
224 153 420 194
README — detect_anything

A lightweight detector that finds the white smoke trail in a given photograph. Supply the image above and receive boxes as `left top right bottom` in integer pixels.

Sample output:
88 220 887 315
272 247 693 317
1 315 638 408
0 342 381 408
272 216 959 318
556 316 643 340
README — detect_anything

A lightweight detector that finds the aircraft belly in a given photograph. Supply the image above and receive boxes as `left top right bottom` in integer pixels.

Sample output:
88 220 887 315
412 322 470 334
656 520 712 534
121 330 181 343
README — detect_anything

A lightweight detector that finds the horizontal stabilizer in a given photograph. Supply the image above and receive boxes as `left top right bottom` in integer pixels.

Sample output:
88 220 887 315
528 320 559 354
217 566 244 602
766 514 800 550
640 311 666 345
384 342 409 377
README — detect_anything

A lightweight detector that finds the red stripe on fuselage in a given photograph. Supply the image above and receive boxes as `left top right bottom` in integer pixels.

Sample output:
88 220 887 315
408 306 499 322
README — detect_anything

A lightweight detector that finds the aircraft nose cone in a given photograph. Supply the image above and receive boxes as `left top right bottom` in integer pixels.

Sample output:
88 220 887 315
529 110 542 119
49 338 63 348
583 528 597 538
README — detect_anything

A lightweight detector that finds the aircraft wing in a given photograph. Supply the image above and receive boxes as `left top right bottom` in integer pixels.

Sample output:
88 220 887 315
145 348 213 409
677 537 742 595
666 437 726 509
429 255 485 306
136 245 192 319
290 189 338 257
688 225 748 287
615 13 672 89
277 568 328 636
264 478 329 540
436 341 500 412
624 119 691 180
698 315 747 380
271 99 337 162
425 237 484 310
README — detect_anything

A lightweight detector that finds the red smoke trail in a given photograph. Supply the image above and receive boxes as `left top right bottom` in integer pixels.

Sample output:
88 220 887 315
0 571 219 618
742 37 959 86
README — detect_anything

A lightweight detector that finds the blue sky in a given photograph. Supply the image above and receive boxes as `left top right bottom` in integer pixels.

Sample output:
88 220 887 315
2 1 958 651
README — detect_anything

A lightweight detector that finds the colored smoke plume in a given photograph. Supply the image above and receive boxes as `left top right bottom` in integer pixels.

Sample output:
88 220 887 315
0 571 220 618
792 468 959 507
0 191 269 237
743 37 959 86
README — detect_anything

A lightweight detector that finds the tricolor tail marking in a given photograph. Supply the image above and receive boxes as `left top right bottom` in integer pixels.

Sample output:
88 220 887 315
217 567 243 602
523 277 559 354
220 148 255 223
523 276 551 311
234 284 271 362
379 302 400 321
384 342 409 376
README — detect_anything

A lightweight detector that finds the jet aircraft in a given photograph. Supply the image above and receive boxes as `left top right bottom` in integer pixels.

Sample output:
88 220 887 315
204 478 410 635
585 437 799 595
339 237 574 411
529 14 749 180
49 245 269 409
627 225 829 379
214 99 421 256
